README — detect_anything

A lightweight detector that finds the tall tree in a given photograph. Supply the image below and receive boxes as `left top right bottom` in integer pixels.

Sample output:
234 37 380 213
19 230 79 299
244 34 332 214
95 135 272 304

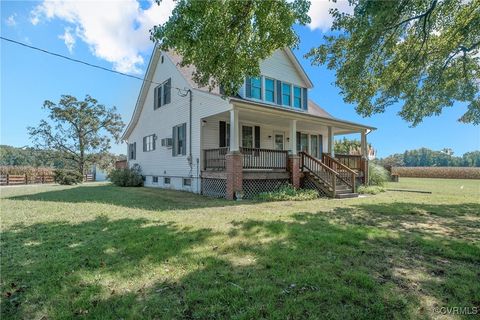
307 0 480 126
28 95 124 175
152 0 479 124
151 0 311 95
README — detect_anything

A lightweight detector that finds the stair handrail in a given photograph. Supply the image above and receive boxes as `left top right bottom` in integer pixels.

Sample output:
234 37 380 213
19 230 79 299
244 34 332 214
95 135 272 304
322 154 356 193
300 151 339 197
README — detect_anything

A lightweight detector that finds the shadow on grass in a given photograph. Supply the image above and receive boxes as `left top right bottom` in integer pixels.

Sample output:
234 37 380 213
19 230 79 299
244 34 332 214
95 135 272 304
1 217 215 319
3 203 479 319
4 183 241 211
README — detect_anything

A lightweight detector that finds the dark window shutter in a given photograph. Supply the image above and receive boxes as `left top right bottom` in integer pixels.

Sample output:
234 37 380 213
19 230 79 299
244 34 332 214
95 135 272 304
302 88 308 110
254 126 260 149
153 136 156 150
165 78 171 104
172 127 177 156
276 80 282 105
226 123 230 147
245 77 252 98
219 121 226 148
318 134 323 158
154 87 158 109
182 123 187 155
133 142 136 159
143 137 147 152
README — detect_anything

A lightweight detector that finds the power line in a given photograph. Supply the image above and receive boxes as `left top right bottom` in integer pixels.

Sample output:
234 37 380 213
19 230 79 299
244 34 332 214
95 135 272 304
0 36 189 94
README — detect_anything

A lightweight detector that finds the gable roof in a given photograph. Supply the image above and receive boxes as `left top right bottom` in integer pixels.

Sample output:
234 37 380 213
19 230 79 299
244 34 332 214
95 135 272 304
283 48 313 88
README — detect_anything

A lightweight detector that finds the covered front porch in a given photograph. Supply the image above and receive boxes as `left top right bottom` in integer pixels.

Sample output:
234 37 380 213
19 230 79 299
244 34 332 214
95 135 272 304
200 100 373 199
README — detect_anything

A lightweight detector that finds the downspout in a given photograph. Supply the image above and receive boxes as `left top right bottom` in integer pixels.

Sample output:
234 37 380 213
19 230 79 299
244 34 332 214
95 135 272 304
187 89 193 169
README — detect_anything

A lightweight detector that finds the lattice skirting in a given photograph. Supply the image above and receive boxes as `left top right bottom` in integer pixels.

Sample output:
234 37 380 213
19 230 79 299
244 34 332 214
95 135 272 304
201 178 227 198
242 178 290 199
301 175 330 198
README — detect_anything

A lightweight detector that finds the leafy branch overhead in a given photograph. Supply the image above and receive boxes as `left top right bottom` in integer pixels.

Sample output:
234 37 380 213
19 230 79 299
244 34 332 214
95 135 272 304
28 95 125 174
307 0 480 125
152 0 479 126
151 0 311 95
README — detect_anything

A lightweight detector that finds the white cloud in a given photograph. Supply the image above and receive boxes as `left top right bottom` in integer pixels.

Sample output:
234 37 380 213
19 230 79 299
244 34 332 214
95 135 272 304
308 0 353 32
59 27 75 53
30 0 175 74
5 14 17 27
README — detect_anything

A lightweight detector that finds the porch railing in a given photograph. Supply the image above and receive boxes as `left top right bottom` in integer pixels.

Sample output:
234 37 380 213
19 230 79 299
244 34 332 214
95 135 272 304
322 154 356 192
203 147 288 170
240 147 288 170
300 151 338 197
334 154 368 184
204 147 230 170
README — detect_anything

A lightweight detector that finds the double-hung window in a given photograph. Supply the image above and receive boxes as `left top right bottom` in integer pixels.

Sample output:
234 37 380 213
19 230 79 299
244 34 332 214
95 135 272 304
172 123 187 156
293 86 302 109
250 77 262 99
154 78 172 109
282 83 291 107
242 126 253 148
143 134 155 152
265 78 275 103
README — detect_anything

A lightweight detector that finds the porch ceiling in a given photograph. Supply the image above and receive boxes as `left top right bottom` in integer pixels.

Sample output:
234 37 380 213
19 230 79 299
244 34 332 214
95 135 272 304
204 101 373 135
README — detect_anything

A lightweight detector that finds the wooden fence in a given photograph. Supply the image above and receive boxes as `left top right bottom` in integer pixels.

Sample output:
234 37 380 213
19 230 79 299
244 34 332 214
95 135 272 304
0 173 95 186
0 174 55 186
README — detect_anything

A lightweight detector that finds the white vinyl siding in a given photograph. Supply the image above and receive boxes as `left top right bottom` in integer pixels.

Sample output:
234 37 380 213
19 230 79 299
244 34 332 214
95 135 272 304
127 51 231 193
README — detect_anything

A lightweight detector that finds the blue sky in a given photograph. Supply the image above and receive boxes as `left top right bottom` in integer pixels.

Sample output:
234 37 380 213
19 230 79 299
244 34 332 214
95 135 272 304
1 0 479 158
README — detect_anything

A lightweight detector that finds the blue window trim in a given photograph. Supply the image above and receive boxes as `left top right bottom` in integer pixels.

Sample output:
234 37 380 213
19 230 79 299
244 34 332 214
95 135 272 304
293 86 302 109
265 78 275 103
282 83 292 107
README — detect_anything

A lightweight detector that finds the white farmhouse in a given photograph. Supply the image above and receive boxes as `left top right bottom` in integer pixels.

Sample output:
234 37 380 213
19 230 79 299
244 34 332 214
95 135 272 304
122 46 375 199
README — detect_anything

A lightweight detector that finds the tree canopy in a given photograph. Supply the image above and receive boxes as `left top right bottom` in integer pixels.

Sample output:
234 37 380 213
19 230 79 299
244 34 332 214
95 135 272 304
308 0 480 126
377 148 480 167
28 95 125 174
151 0 311 95
152 0 479 125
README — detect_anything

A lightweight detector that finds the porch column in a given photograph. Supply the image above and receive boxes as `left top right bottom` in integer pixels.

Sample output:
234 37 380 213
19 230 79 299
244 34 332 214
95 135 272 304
289 119 297 155
226 106 243 200
360 129 369 184
360 130 367 159
328 126 334 157
229 108 240 152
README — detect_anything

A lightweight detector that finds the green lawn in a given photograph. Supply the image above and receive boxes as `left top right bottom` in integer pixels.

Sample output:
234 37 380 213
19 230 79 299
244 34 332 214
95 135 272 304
1 178 479 319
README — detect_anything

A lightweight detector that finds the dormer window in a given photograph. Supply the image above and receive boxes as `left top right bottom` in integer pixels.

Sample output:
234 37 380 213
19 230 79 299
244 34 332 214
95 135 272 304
293 86 302 109
246 77 262 100
282 83 291 106
265 78 275 103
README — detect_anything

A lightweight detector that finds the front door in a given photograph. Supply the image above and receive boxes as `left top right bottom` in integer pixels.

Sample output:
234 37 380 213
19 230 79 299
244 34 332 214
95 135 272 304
274 132 284 150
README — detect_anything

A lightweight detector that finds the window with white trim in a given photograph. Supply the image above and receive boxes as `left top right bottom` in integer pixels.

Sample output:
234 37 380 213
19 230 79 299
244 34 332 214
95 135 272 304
265 78 275 103
282 83 291 106
293 86 302 109
143 134 155 152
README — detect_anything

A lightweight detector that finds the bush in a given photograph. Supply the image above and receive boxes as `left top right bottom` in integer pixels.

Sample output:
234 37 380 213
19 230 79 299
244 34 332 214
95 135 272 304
255 185 318 201
368 162 389 186
358 185 386 195
391 167 480 179
53 169 83 185
108 164 143 187
0 165 54 176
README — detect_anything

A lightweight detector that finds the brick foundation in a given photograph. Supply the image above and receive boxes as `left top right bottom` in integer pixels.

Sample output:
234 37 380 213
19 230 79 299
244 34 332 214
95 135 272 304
226 151 243 200
288 155 301 188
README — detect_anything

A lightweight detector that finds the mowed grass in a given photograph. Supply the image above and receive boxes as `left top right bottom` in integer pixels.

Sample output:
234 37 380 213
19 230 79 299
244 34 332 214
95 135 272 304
1 178 479 319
